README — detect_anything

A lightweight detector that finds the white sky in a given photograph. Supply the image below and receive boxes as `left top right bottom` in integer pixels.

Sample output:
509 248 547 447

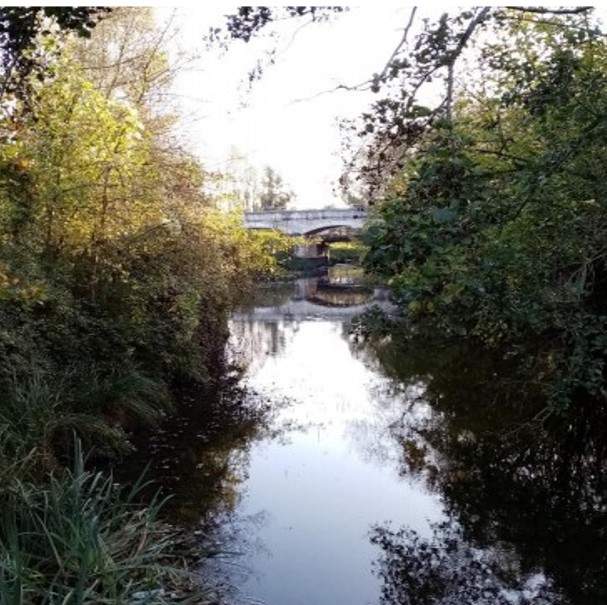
155 6 421 209
155 3 590 209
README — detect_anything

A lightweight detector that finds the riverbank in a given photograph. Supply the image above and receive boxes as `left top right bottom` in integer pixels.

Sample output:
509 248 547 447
0 9 286 596
0 218 279 602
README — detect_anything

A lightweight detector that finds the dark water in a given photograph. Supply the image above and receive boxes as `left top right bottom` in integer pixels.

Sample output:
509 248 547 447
119 270 607 605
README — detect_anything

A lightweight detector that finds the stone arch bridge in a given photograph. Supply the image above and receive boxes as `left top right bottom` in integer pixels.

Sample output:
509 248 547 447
243 208 367 236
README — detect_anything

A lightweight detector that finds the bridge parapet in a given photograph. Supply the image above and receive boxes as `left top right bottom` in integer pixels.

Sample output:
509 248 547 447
244 208 367 235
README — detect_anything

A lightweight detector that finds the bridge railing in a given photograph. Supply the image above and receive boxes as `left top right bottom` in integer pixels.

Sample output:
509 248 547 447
245 208 366 219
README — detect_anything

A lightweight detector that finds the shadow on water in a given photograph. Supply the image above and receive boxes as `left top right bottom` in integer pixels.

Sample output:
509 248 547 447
114 373 281 527
362 337 607 605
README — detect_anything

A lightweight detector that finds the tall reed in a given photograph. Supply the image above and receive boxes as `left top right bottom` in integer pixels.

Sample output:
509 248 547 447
0 442 205 605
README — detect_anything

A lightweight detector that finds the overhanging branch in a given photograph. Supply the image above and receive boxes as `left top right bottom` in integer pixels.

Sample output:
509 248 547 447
505 6 592 15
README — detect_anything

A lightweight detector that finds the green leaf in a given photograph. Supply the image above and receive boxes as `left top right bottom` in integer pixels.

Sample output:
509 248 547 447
431 207 458 224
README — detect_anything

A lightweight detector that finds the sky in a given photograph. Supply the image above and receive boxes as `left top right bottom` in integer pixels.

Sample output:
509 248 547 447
154 3 594 210
155 6 421 209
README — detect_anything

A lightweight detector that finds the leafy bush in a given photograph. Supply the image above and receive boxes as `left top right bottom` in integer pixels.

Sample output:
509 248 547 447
363 12 607 411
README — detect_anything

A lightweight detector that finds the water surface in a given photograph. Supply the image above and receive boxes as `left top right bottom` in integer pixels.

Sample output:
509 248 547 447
224 311 443 605
118 274 607 604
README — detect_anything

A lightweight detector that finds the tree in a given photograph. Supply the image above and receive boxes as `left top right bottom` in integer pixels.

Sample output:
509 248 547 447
258 165 293 210
0 7 109 99
358 8 607 409
70 7 179 113
212 148 261 211
338 7 596 203
0 7 286 453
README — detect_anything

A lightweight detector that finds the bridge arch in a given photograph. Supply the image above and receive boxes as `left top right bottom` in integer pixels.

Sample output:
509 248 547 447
303 224 362 237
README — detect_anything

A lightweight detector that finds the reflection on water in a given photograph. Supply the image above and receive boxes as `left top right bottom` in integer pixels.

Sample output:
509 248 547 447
365 337 607 605
215 281 566 605
193 279 439 605
234 275 391 325
222 318 443 605
371 521 562 605
118 280 605 605
115 376 276 527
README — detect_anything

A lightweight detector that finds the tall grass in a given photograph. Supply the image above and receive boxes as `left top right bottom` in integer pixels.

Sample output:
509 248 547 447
0 442 204 605
0 366 170 474
0 359 211 603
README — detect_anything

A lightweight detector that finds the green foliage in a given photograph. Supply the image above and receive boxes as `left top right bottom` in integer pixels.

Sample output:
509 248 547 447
364 9 607 410
328 241 367 265
0 443 200 605
0 9 280 599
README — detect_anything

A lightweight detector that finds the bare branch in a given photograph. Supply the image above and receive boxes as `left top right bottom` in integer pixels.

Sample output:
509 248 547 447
505 6 593 15
292 8 418 104
448 7 492 65
376 7 418 84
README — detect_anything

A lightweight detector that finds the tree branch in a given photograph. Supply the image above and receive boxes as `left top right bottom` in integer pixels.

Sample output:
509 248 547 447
505 6 592 15
376 7 418 84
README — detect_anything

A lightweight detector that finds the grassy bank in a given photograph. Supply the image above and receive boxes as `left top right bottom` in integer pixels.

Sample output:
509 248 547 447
0 215 273 601
0 442 204 605
0 8 283 601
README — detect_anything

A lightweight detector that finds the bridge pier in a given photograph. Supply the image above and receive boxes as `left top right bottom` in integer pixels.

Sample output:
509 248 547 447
293 241 328 259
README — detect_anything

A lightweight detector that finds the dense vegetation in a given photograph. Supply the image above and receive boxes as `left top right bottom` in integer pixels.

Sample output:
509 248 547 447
354 7 607 412
213 6 607 412
0 8 284 602
347 8 607 604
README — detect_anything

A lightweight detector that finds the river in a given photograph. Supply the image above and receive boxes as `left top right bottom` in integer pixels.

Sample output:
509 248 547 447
222 280 441 605
119 269 607 605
